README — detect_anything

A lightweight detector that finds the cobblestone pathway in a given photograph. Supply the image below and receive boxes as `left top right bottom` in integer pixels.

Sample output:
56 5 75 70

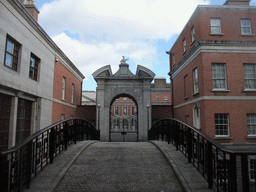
54 142 184 192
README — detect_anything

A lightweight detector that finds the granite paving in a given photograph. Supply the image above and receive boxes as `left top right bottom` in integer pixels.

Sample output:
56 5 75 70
54 142 184 192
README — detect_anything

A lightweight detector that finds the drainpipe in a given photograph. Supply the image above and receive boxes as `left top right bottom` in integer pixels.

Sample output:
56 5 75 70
166 51 174 118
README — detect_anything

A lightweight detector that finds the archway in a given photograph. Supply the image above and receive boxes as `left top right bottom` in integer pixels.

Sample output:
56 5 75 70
109 94 138 142
93 57 155 141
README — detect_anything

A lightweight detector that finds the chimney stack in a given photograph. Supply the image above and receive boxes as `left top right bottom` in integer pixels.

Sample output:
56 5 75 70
23 0 40 21
224 0 250 6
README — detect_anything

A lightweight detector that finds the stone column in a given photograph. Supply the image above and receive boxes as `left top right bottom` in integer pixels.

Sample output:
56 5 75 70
8 96 18 148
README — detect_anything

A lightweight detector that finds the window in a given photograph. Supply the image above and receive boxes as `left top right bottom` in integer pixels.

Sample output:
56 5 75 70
29 53 40 81
249 159 256 181
241 19 252 34
212 63 227 89
184 75 188 98
156 96 160 101
172 53 175 66
247 114 256 135
191 26 195 43
61 114 65 121
4 35 21 71
71 83 75 103
244 64 256 90
132 106 136 115
193 103 200 129
123 97 127 100
123 106 128 116
62 77 66 100
183 39 186 53
210 18 221 34
215 114 229 136
61 114 65 128
114 106 119 116
193 68 198 93
164 96 168 100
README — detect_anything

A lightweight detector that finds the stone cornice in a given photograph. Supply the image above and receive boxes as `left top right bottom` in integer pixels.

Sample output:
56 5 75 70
174 96 256 109
171 40 256 78
6 0 85 80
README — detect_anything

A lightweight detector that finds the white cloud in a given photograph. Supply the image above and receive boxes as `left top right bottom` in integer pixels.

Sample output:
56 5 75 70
39 0 210 89
40 0 209 41
52 33 156 80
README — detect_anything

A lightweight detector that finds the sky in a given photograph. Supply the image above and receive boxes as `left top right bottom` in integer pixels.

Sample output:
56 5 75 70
33 0 256 91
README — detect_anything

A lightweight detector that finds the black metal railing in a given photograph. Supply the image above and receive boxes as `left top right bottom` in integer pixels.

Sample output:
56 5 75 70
148 118 256 192
0 118 100 192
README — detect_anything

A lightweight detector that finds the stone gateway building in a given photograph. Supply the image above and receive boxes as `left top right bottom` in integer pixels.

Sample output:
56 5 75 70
93 58 155 141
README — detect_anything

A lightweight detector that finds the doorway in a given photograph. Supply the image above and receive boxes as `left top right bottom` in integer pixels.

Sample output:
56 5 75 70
109 95 138 142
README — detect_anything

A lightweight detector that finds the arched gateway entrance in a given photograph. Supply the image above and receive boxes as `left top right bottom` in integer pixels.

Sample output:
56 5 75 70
93 57 155 141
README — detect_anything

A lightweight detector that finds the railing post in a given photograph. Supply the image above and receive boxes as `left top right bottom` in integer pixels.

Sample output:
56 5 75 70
63 122 68 150
49 127 55 164
187 129 192 163
241 154 250 192
73 120 77 144
0 153 8 192
207 141 213 189
25 141 33 189
175 122 179 151
230 153 237 192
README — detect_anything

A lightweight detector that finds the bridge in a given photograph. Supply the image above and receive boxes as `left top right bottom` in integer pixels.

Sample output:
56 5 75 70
1 118 255 192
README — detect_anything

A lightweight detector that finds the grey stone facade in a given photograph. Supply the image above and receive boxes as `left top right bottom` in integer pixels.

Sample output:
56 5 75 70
93 58 155 141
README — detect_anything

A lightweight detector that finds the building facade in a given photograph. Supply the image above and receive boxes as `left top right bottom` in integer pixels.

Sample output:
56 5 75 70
151 78 172 124
167 0 256 147
0 0 84 151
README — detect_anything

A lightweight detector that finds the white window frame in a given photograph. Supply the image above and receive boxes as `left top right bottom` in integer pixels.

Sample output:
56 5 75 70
62 77 66 100
244 64 256 90
164 96 168 101
172 53 175 66
193 103 200 129
249 156 256 182
123 106 128 116
191 26 195 43
212 63 227 90
210 18 222 34
193 68 199 94
183 39 186 53
131 106 136 116
241 19 252 35
215 114 229 137
71 83 75 104
114 106 119 116
247 114 256 136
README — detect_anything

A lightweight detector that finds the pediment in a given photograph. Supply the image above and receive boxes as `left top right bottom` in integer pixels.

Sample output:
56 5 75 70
136 65 155 79
92 65 112 79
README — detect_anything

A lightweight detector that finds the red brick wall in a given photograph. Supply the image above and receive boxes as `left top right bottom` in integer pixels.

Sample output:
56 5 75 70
174 100 256 143
52 61 82 123
171 8 256 66
151 94 170 102
152 105 173 124
76 105 96 125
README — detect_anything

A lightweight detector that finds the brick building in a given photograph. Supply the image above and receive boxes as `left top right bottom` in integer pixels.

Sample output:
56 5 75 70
0 0 84 151
167 0 256 148
151 78 172 124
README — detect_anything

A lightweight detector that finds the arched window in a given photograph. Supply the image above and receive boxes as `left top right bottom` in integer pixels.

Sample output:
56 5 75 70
193 103 200 129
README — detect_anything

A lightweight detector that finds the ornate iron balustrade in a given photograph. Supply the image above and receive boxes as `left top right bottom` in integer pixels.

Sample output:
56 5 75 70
148 118 256 192
0 118 100 192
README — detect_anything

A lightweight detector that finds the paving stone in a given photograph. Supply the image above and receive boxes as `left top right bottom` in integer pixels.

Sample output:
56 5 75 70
54 142 184 192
